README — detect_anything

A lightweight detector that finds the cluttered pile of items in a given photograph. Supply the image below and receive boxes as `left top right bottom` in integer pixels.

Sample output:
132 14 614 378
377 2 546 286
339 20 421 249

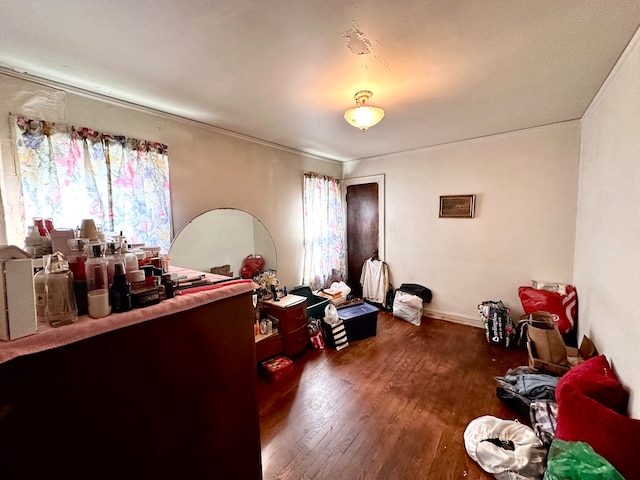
466 281 639 480
1 217 240 341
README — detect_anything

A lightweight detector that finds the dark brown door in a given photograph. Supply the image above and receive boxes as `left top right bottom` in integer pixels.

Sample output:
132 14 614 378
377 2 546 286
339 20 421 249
346 183 379 299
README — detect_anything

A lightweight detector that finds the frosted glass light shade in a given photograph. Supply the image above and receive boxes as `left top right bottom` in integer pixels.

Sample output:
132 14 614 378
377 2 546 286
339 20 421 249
344 106 385 131
344 90 385 131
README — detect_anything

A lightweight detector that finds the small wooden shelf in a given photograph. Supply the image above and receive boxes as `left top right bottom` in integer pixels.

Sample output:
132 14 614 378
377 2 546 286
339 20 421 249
255 332 284 362
255 332 279 343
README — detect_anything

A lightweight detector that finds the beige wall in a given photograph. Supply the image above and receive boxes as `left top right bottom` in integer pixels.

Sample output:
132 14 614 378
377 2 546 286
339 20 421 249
0 73 341 288
576 29 640 417
343 122 581 325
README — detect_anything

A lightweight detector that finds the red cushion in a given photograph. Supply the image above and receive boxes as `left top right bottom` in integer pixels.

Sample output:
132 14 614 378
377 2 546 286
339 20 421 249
556 355 629 414
555 383 640 480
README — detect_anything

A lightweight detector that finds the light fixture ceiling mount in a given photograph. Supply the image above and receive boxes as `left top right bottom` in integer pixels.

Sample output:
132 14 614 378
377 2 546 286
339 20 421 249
344 90 385 131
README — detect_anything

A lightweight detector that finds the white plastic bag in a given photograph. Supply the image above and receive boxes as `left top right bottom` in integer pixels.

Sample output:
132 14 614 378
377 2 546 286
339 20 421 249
464 415 547 479
324 303 340 326
393 290 423 326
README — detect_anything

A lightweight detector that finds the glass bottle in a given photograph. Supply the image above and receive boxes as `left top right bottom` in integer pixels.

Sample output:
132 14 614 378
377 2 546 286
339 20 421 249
24 225 44 258
110 262 132 313
161 273 176 299
33 217 52 255
85 243 111 318
68 238 90 316
153 267 165 301
34 254 78 326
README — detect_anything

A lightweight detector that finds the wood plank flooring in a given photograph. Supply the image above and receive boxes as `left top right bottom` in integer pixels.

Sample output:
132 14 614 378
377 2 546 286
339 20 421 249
257 309 530 480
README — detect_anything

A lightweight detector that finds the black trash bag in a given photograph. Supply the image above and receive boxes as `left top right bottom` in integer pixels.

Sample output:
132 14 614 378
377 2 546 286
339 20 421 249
396 283 432 303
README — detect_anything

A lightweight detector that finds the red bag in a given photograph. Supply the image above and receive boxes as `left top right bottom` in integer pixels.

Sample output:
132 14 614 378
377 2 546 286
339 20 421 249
307 317 325 349
518 285 577 334
240 254 265 278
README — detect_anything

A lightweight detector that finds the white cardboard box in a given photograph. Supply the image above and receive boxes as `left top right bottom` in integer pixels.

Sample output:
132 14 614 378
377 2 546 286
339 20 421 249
0 259 37 341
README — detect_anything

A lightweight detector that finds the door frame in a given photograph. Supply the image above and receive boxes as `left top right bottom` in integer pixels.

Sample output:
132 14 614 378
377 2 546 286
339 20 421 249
342 174 385 262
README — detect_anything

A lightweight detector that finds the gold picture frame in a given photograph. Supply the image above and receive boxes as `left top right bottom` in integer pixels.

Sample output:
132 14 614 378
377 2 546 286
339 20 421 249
439 194 476 218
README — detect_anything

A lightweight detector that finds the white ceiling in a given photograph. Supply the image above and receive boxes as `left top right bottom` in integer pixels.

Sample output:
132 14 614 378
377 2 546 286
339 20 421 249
1 1 640 162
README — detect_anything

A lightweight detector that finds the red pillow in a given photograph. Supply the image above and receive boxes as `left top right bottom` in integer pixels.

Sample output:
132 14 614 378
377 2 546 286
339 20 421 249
518 285 577 334
556 355 629 414
555 383 640 480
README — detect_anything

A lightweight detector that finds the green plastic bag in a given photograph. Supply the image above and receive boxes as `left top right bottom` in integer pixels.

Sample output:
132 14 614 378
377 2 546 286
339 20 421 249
544 439 624 480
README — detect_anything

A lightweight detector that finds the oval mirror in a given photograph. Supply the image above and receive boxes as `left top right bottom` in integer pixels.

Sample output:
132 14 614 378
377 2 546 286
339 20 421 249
168 209 276 276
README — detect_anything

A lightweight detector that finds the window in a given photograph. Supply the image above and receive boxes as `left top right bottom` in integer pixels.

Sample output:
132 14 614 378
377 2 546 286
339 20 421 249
302 172 346 290
10 115 172 252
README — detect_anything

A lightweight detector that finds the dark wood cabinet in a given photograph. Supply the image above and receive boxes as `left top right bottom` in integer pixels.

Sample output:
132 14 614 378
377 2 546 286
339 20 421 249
256 331 283 362
263 294 308 358
0 292 262 480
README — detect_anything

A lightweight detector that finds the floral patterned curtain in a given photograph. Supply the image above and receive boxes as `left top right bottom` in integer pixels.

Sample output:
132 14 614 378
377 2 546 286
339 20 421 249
11 115 172 252
302 172 346 290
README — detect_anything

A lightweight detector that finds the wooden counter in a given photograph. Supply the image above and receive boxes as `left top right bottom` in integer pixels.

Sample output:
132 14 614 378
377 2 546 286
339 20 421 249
0 269 262 479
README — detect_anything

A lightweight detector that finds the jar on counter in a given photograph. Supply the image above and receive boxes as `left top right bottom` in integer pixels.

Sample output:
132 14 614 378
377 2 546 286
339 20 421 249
34 253 78 327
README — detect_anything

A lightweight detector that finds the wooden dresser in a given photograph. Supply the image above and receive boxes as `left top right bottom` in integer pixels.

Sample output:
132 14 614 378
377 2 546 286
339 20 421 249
0 287 262 479
260 294 308 359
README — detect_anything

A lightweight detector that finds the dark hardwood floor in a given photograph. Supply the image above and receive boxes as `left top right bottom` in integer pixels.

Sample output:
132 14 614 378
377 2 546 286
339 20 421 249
257 309 530 480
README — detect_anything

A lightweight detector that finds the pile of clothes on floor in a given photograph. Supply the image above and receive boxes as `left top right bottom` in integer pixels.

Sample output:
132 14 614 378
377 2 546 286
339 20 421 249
470 283 640 478
464 354 640 479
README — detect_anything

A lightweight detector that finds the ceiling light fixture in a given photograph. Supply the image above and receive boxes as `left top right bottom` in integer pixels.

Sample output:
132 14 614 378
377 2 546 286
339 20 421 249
343 90 385 131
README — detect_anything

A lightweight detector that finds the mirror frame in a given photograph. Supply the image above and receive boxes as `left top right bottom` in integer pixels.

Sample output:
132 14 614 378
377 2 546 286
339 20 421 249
168 208 276 276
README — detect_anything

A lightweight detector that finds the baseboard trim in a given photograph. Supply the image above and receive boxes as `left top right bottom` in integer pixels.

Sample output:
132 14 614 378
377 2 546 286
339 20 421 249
422 309 483 329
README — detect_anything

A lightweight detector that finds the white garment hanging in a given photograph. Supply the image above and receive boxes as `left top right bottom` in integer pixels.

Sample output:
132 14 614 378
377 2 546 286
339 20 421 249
360 258 389 306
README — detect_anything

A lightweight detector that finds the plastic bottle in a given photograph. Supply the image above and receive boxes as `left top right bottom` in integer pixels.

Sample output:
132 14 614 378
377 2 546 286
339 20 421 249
123 243 139 274
105 241 124 287
85 243 111 318
110 262 132 313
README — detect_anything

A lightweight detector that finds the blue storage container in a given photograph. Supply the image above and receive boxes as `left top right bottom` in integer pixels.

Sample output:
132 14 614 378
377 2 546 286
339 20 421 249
320 301 379 349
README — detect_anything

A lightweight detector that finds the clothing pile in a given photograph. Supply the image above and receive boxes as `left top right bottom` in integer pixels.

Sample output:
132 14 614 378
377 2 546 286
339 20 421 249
465 355 633 479
494 366 559 416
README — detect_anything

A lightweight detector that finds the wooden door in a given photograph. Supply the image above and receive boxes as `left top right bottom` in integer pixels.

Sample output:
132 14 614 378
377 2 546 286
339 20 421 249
346 183 379 299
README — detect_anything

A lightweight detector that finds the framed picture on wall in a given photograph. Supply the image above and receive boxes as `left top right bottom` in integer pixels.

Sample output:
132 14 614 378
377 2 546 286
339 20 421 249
439 194 476 218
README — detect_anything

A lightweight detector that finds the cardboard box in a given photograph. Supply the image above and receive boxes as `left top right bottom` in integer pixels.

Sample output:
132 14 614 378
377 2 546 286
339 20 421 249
527 335 597 375
49 228 75 257
261 355 293 382
0 259 37 341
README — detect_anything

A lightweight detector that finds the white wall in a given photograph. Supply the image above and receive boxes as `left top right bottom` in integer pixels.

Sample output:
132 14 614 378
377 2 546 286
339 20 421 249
343 122 581 325
576 30 640 417
0 73 342 288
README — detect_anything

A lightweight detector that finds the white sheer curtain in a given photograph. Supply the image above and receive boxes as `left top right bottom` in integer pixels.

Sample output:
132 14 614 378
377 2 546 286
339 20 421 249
302 172 346 290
